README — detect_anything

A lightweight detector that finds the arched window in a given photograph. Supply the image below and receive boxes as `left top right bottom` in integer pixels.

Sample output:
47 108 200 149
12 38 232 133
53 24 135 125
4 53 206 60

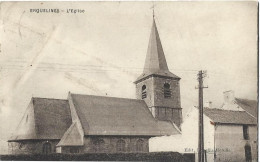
142 85 147 99
164 83 171 98
42 142 51 154
116 139 126 152
93 139 105 152
136 139 144 152
70 147 79 154
18 142 24 150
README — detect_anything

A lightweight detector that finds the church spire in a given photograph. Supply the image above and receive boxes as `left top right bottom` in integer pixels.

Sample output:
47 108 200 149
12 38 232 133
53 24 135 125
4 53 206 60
134 16 180 84
134 14 182 128
143 17 169 74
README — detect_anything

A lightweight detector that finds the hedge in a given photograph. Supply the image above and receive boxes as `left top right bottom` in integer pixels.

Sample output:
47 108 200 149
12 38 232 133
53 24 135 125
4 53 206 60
0 152 195 161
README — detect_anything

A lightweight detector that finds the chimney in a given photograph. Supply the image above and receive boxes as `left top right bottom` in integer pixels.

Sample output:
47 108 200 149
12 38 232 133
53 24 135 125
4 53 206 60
223 90 235 104
205 101 213 108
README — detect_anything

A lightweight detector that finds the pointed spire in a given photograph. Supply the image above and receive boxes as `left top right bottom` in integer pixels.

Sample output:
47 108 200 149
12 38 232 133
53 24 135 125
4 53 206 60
134 17 180 83
143 18 169 73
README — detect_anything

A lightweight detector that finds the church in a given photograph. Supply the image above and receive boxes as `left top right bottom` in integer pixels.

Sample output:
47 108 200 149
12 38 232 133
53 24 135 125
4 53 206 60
8 17 183 154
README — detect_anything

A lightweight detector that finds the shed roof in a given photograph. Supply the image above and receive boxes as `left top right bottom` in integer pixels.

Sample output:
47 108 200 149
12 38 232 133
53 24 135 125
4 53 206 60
203 108 257 125
70 93 179 136
9 98 72 141
235 98 258 118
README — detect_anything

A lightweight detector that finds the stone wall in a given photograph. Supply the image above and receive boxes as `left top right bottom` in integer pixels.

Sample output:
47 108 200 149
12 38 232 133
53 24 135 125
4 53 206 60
153 77 181 108
60 136 149 154
8 140 59 154
154 107 182 127
136 76 182 127
9 137 150 154
136 77 154 107
136 76 181 108
84 136 149 153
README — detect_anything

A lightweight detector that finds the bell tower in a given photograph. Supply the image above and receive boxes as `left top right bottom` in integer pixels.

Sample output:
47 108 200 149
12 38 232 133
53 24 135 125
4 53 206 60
134 17 182 128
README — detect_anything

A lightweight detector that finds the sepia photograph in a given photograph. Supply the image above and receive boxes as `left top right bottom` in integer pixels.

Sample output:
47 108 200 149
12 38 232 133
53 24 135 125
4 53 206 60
0 1 258 161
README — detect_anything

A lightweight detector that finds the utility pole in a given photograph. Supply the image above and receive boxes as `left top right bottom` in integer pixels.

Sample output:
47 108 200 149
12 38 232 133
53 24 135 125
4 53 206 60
197 70 208 162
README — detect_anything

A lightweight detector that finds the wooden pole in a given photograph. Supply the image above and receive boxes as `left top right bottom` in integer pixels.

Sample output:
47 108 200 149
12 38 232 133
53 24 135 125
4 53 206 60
197 70 207 162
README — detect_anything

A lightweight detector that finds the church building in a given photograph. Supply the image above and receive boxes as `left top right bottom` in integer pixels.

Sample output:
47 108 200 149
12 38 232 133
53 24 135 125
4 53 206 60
8 17 183 154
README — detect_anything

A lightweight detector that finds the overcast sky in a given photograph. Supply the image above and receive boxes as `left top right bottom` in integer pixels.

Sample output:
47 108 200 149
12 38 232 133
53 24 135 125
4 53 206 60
0 1 257 153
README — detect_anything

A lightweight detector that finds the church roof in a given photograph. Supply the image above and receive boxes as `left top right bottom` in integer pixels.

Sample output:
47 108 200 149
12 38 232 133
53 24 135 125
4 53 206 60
203 108 257 125
9 98 72 141
70 93 179 136
57 122 84 146
135 19 180 83
9 94 179 142
235 98 258 118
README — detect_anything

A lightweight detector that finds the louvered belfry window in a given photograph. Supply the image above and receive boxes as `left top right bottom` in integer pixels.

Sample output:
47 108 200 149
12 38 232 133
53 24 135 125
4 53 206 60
142 85 147 99
164 83 171 98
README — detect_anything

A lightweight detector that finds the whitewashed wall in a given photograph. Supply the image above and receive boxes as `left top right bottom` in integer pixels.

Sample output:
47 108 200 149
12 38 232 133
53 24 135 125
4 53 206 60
149 106 215 162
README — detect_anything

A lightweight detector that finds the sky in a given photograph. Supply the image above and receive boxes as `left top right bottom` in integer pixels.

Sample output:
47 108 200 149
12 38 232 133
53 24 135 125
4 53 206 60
0 1 258 154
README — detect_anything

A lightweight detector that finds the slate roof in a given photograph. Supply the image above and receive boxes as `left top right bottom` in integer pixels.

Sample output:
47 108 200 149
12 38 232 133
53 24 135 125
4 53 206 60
203 108 257 125
9 98 72 141
235 98 258 118
70 93 179 136
135 19 180 83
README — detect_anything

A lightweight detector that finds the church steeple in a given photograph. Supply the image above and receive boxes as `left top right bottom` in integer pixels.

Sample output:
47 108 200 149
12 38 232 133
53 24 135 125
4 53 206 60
134 16 182 128
144 18 169 73
134 18 180 84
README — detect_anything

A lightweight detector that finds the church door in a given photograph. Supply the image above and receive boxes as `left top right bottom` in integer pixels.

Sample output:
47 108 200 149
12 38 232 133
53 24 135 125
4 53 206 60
42 142 52 155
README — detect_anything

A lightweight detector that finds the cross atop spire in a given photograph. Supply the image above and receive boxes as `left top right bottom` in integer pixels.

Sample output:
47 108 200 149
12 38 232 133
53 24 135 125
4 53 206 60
152 5 155 19
151 2 155 19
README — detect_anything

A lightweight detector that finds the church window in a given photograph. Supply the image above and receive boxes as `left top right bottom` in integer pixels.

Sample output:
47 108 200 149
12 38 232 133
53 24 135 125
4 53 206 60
18 142 24 150
164 83 171 98
42 142 51 154
116 139 126 152
136 139 144 152
142 85 147 99
93 139 105 152
70 147 79 154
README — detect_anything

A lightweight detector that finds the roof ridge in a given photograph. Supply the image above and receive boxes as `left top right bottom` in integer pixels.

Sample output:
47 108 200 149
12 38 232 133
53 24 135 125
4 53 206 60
32 97 67 101
235 98 257 102
204 108 246 112
70 93 143 102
